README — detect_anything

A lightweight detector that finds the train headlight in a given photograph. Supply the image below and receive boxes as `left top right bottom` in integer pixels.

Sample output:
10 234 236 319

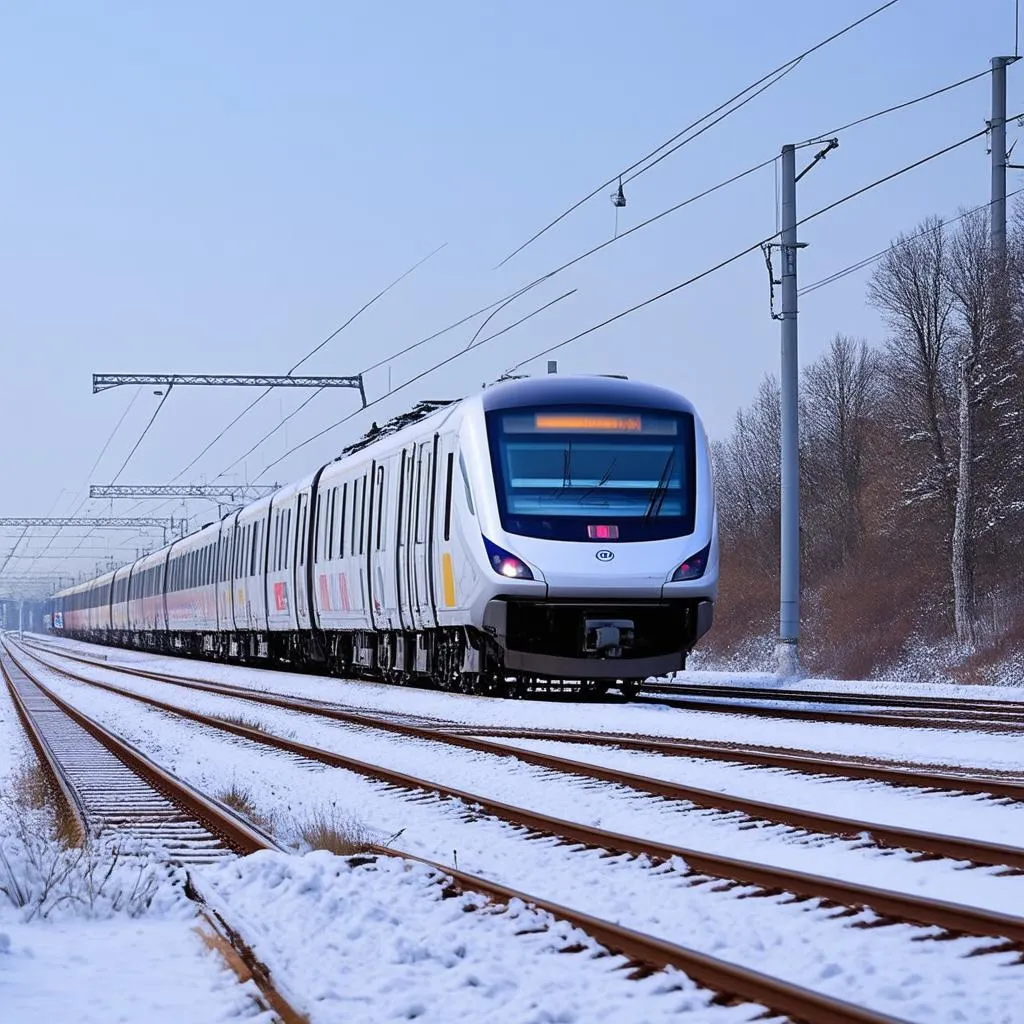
482 536 534 580
671 542 711 581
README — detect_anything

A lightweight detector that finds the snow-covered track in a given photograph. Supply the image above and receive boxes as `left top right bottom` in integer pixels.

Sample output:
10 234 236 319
9 649 920 1021
644 679 1024 716
25 642 1024 869
14 640 1024 949
0 643 272 862
23 640 1024 802
639 682 1024 731
379 847 908 1024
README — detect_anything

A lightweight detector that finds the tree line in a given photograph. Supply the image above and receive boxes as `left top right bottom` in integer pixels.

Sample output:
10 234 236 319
705 206 1024 678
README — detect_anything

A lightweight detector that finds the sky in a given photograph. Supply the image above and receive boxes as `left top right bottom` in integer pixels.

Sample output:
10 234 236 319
1 0 1022 590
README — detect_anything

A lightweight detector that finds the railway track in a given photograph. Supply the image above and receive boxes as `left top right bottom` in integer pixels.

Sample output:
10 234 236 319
0 644 310 1024
23 637 1024 799
643 678 1024 717
12 639 1024 942
18 638 1024 868
632 691 1024 732
5 635 924 1023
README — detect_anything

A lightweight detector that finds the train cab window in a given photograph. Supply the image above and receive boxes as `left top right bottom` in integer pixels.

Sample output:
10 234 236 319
485 405 697 542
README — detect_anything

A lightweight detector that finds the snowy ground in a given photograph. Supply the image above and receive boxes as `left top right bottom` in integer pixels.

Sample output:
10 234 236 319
6 634 1024 1023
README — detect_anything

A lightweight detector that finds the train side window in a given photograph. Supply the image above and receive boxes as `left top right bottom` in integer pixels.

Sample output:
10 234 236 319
414 448 424 543
375 465 385 551
443 452 454 541
298 501 307 567
350 478 359 555
458 452 475 516
283 508 292 570
342 481 350 557
396 451 407 549
251 522 259 577
327 489 336 561
359 474 367 555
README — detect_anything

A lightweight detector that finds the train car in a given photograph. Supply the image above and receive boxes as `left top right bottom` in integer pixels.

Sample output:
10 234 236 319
126 548 169 646
49 374 718 697
165 520 222 652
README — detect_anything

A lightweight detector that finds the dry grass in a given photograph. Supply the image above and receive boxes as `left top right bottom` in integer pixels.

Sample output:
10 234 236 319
10 761 81 848
210 713 267 732
215 781 276 832
297 807 375 856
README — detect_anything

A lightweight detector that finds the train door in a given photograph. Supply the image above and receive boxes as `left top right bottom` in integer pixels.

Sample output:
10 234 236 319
412 439 436 629
399 445 417 630
394 448 410 632
294 490 311 629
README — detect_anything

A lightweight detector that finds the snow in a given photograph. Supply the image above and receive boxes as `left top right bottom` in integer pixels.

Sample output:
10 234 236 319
0 658 273 1024
12 636 1024 1023
31 633 1024 773
195 850 761 1023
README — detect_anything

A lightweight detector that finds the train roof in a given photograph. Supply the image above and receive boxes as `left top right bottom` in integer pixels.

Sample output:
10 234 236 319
480 374 697 414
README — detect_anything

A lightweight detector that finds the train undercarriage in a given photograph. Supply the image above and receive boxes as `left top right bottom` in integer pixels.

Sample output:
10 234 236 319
58 598 711 700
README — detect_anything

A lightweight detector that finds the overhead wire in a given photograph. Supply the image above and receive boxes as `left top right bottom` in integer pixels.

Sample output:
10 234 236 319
498 116 1021 375
233 54 1001 480
207 280 551 480
19 385 146 582
102 56 1000 519
109 384 175 485
799 186 1024 295
94 243 450 544
239 114 1014 485
253 289 578 480
495 0 903 267
165 241 448 486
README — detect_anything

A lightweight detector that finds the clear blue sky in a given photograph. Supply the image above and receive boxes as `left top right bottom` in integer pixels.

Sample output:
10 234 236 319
1 0 1021 583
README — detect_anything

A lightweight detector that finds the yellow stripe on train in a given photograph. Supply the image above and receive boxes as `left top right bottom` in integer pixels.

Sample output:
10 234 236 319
441 552 456 607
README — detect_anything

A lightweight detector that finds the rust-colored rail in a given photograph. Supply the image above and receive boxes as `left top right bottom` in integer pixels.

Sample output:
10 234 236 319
26 641 1024 802
12 641 1024 947
9 641 917 1023
643 679 1024 717
1 642 309 1024
367 846 909 1024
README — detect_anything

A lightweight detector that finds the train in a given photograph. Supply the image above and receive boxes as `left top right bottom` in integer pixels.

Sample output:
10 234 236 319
48 374 719 697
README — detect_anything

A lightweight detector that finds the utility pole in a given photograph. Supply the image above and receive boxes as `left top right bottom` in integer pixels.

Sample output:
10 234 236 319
773 139 837 679
777 144 801 679
991 56 1012 263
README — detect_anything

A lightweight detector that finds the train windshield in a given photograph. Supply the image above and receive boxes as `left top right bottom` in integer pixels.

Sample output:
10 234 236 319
486 406 696 541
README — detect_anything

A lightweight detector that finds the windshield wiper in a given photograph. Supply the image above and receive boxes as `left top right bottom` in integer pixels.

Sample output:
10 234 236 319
643 450 676 519
576 457 617 506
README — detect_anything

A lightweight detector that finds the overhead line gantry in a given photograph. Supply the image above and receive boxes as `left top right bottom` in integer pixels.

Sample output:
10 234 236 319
92 373 367 406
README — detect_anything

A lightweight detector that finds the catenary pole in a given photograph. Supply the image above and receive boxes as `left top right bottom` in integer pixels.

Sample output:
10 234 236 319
776 144 801 677
991 56 1010 263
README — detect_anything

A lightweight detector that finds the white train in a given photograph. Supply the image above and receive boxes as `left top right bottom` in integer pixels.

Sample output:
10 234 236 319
50 375 718 696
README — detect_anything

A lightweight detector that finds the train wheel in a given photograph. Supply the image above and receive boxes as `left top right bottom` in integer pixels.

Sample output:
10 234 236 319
618 679 640 700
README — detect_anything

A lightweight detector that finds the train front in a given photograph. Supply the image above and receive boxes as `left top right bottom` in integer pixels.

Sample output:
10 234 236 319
475 375 718 685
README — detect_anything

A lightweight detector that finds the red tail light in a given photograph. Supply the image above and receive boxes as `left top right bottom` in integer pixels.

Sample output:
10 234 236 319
587 524 619 540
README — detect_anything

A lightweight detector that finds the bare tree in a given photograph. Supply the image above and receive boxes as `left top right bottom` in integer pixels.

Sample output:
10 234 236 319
712 374 781 569
801 335 882 568
944 210 998 643
867 217 956 525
